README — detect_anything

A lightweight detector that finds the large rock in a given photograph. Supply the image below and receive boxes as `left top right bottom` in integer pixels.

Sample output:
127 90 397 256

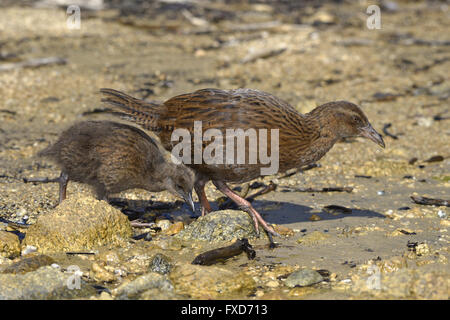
0 231 21 258
176 210 265 242
0 254 55 274
23 195 132 254
0 266 96 299
169 263 256 299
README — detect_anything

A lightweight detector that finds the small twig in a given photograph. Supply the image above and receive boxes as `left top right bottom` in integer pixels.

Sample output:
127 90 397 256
0 57 67 72
241 46 286 64
411 196 449 207
282 186 353 193
424 155 444 163
382 123 399 140
66 252 96 255
130 220 156 228
279 163 320 178
23 176 60 184
247 181 277 202
81 108 112 116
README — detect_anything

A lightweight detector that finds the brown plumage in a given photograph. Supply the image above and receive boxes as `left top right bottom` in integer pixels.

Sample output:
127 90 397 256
101 88 385 237
38 120 195 210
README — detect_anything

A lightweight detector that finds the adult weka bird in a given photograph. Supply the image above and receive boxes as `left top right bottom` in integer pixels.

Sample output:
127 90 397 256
100 88 385 237
32 121 195 212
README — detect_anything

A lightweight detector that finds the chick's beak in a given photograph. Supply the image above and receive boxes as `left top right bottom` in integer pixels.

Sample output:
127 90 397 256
183 192 195 213
360 124 385 148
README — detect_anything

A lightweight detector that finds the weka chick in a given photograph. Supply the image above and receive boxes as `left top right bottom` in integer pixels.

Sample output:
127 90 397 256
100 88 385 237
37 120 195 210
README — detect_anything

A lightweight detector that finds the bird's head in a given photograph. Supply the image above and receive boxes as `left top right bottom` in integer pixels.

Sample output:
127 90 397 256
163 164 195 212
323 101 385 148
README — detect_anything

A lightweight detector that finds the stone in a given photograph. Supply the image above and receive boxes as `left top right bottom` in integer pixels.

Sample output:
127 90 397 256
0 266 96 299
0 254 55 274
176 210 264 242
149 253 172 275
23 195 132 253
165 221 184 235
284 269 324 287
0 230 21 258
91 262 116 282
156 219 171 231
112 272 174 299
272 224 294 236
169 263 256 299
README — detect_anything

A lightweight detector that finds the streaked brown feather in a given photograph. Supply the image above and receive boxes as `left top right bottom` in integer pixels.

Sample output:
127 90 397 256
101 88 376 183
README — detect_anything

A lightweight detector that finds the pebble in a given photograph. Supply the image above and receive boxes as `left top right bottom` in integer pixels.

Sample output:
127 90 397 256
437 210 446 218
16 208 27 217
113 272 174 299
91 262 116 282
272 224 294 236
266 280 280 288
255 290 264 297
149 253 172 275
416 243 430 256
156 219 171 231
0 231 21 258
21 245 37 255
165 221 184 235
284 269 324 287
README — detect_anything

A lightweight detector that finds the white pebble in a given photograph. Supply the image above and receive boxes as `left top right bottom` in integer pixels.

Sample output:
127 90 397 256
16 208 27 216
437 210 446 218
377 191 385 196
21 245 37 255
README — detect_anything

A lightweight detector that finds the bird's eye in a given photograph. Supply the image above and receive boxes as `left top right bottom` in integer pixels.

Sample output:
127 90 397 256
352 116 360 123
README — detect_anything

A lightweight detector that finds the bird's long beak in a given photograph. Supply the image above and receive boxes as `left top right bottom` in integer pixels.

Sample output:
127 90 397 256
360 124 385 148
183 192 195 213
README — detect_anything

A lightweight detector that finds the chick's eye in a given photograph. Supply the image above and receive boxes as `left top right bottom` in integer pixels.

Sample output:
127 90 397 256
352 116 361 123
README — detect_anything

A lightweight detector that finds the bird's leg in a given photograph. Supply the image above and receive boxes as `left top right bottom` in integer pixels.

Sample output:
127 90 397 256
23 172 69 204
212 180 280 238
194 180 212 216
58 171 69 204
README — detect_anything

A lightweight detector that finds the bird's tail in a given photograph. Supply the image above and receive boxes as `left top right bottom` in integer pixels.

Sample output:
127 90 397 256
100 88 164 132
